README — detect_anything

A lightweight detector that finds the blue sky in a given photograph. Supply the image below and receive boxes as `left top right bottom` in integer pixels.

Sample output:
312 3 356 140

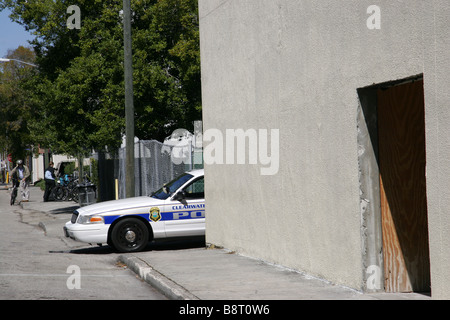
0 8 34 58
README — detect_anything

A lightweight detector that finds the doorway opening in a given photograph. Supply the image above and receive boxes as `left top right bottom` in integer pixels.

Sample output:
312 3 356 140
357 75 431 293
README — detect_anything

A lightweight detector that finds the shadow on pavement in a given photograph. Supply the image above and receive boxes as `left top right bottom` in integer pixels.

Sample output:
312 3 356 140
49 206 79 215
54 236 206 255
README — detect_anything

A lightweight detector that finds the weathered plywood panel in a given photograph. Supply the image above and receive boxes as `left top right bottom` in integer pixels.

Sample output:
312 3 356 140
377 80 431 293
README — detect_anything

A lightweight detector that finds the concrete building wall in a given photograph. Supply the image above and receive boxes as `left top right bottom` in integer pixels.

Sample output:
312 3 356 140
421 1 450 300
199 0 450 297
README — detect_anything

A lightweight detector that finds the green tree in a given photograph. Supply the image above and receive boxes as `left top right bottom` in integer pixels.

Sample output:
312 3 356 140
0 46 36 161
0 0 201 157
133 0 202 140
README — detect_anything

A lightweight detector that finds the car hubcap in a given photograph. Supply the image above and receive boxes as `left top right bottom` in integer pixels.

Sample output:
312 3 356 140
125 230 136 243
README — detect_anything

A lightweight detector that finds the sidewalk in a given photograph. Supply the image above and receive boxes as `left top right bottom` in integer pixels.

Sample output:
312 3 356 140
119 249 431 300
9 185 432 300
0 183 79 215
20 186 80 215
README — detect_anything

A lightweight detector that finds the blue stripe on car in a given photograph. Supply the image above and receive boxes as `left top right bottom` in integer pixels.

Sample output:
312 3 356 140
102 210 205 225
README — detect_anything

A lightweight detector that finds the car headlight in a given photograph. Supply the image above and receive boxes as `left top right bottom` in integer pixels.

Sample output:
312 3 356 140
78 215 104 224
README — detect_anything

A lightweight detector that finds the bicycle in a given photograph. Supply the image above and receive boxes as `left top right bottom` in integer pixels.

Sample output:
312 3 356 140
50 174 82 203
66 176 79 202
50 175 68 201
10 177 19 206
67 173 91 203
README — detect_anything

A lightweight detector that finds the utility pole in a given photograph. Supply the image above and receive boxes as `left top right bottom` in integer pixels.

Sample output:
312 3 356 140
123 0 135 198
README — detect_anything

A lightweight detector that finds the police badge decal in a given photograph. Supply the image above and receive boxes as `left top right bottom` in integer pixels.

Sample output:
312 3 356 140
150 207 161 222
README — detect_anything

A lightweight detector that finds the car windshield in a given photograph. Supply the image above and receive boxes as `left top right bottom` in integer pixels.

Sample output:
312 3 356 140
149 173 194 200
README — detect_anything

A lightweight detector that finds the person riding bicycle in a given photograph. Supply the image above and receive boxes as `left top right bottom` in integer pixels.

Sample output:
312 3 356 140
10 160 30 202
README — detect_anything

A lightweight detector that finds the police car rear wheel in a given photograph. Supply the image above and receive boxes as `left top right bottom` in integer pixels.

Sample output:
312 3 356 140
111 218 149 253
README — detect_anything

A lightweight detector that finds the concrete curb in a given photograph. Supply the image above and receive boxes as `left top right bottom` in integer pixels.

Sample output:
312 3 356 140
118 255 199 300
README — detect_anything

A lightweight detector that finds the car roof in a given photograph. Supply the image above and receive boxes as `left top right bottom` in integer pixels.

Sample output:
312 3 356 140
187 168 204 177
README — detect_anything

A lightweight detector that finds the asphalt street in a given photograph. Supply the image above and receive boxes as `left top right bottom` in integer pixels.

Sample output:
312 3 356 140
0 185 167 300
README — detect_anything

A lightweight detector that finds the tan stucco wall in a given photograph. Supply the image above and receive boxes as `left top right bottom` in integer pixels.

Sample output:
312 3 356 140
199 0 450 296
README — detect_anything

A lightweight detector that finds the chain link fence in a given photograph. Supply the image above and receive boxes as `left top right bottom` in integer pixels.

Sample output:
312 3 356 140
116 139 203 199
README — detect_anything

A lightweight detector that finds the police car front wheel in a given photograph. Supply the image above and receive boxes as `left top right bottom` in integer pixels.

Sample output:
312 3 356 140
110 218 149 253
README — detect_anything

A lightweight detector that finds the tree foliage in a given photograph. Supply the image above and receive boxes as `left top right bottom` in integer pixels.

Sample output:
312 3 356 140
0 46 36 161
0 0 201 157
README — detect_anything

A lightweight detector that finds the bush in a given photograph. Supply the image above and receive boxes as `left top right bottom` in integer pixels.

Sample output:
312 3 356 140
34 179 45 191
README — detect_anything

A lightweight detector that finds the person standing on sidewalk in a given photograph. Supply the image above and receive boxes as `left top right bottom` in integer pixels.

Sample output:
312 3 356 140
43 161 56 202
10 160 30 202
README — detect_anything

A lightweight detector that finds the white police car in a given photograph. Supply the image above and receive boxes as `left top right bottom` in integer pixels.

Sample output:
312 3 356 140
64 169 205 252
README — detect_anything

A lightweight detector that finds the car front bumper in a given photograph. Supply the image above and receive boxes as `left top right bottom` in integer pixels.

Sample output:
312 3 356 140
64 221 109 244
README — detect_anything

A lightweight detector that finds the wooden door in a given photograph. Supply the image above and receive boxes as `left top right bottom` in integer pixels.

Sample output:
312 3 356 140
377 80 431 293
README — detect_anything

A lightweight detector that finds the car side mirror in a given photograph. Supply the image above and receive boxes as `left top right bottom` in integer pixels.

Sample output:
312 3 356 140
173 190 186 203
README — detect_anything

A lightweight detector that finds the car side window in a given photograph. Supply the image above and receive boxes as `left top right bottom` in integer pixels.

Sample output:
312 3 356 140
183 177 204 199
